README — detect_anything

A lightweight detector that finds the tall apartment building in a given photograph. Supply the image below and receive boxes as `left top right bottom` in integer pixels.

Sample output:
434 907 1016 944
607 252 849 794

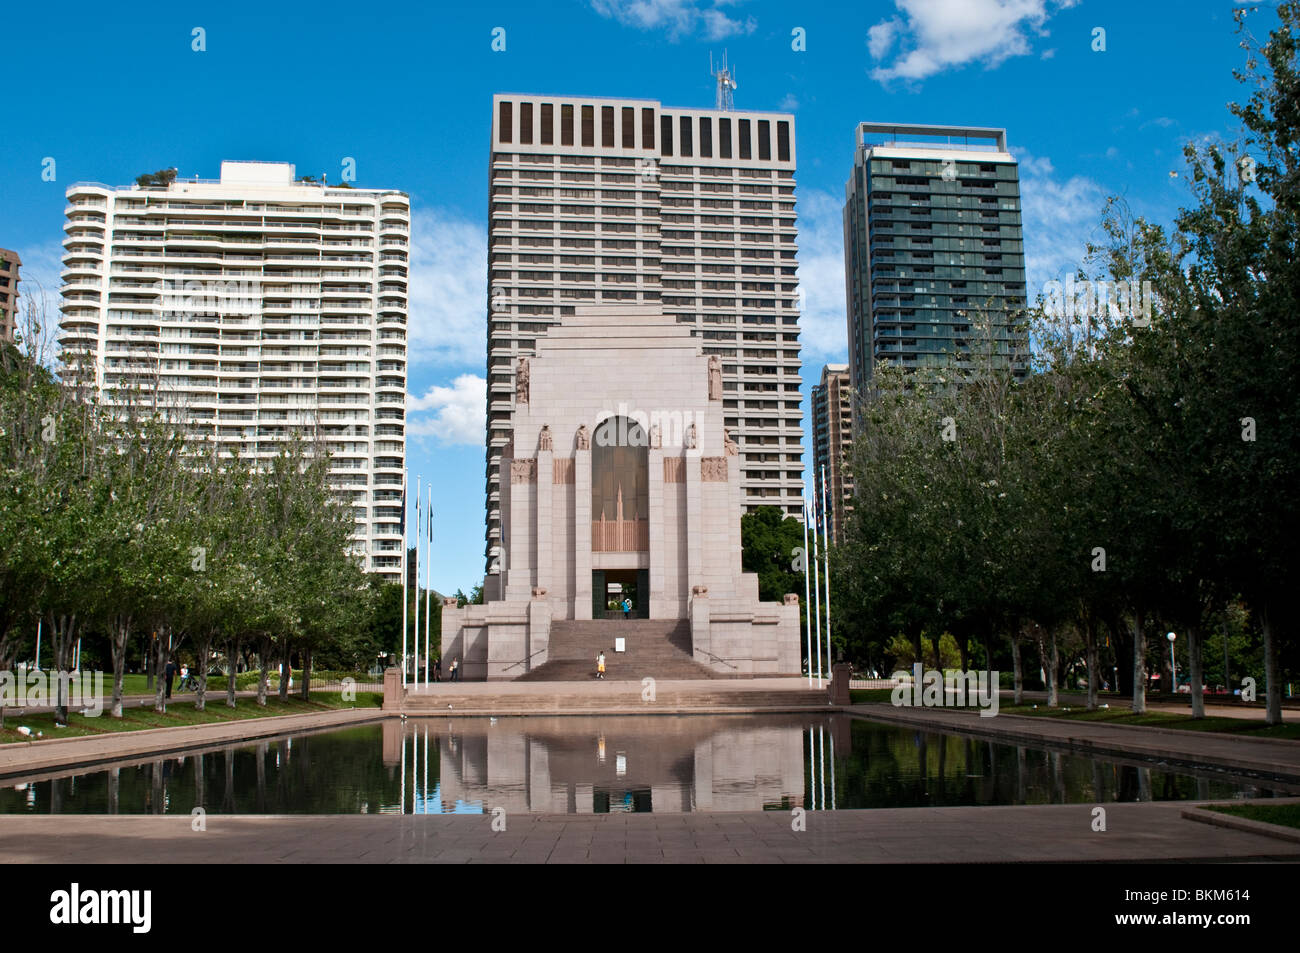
486 94 805 571
842 123 1028 405
57 161 409 582
810 363 854 543
0 248 20 342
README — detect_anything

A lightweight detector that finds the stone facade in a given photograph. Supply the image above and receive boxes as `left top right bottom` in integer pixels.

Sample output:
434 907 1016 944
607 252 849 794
443 305 801 679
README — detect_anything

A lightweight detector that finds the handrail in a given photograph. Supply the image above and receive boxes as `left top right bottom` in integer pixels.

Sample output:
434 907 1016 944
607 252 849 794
693 648 739 670
501 648 548 673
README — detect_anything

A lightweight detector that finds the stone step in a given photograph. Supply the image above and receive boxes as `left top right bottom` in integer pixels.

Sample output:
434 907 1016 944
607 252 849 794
401 689 831 711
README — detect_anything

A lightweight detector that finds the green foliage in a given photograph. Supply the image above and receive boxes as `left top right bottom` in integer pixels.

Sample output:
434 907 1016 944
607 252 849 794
740 506 805 605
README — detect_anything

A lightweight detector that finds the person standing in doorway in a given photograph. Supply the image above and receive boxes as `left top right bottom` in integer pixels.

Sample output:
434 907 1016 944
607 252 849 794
450 657 460 682
621 597 631 620
596 651 606 680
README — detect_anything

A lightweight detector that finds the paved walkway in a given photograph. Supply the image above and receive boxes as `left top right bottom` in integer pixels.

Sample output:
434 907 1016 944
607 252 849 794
1 801 1296 863
1010 689 1294 720
851 703 1300 783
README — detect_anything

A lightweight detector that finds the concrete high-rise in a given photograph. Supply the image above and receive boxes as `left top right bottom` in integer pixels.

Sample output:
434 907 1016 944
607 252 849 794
57 161 409 582
485 94 806 572
0 248 20 342
842 123 1028 406
811 363 854 543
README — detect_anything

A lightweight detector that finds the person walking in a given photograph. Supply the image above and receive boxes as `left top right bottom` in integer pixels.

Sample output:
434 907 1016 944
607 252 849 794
450 657 460 682
596 651 606 680
164 659 177 699
434 657 442 683
621 597 632 620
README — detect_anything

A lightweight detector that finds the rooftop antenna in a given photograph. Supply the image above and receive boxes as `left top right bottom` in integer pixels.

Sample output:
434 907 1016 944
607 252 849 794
711 51 737 111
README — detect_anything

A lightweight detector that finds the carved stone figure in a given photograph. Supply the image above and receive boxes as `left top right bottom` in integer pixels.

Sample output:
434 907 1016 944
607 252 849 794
531 587 547 598
576 424 590 450
783 593 800 606
691 585 709 597
701 457 727 482
685 422 697 449
516 357 529 403
650 424 661 449
538 424 552 451
724 431 738 456
707 354 722 400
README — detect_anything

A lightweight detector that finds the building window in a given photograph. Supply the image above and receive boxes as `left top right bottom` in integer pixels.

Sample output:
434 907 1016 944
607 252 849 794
562 104 575 146
776 121 791 162
499 101 513 144
622 106 635 148
520 102 533 145
582 105 594 147
642 107 655 150
541 103 554 145
758 120 771 161
660 115 673 156
739 119 751 159
719 118 732 159
679 116 693 157
602 106 615 148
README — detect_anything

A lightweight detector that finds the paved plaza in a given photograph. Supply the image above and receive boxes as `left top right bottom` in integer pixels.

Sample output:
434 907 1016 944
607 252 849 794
0 801 1297 863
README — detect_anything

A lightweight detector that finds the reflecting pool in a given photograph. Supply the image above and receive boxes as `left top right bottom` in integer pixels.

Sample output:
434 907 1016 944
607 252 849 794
0 713 1291 815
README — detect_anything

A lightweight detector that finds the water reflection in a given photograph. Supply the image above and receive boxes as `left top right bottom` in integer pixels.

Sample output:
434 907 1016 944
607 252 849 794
0 713 1291 815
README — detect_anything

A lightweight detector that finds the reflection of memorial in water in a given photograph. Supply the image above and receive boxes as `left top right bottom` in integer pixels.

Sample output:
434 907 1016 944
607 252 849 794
383 715 812 814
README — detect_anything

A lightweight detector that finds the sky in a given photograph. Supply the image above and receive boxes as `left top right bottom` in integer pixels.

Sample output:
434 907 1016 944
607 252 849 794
1 0 1275 597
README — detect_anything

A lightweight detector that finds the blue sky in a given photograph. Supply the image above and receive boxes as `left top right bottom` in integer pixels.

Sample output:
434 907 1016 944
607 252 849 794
2 0 1272 596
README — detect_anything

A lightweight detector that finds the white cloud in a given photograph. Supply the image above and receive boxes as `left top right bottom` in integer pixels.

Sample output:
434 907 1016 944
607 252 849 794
778 93 799 112
1016 151 1108 296
792 189 850 363
407 209 487 367
867 0 1078 83
590 0 756 40
408 373 486 446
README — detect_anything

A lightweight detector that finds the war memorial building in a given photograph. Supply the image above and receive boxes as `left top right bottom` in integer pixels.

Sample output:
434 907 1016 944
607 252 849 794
441 305 802 680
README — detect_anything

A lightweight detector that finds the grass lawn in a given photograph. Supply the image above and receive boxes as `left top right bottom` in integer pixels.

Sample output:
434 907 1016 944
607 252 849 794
1206 803 1300 830
0 691 382 744
996 704 1300 740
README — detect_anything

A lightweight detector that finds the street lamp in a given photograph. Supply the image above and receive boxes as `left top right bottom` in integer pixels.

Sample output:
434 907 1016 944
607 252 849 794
1167 631 1177 694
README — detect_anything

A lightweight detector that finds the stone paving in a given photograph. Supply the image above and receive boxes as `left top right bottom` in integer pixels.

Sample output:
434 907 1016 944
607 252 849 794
1 801 1297 863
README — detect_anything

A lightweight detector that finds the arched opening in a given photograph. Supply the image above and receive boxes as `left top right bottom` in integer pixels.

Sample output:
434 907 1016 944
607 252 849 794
591 415 649 552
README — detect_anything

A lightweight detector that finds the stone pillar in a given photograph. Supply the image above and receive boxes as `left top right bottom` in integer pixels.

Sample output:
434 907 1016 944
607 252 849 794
536 447 553 595
690 586 711 667
528 590 551 671
685 446 703 589
504 458 536 603
382 666 403 712
830 662 852 706
575 443 592 620
647 444 665 618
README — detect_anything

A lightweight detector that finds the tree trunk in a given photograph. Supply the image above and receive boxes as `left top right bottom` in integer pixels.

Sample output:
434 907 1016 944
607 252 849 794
257 636 270 707
278 639 291 702
194 630 212 712
1132 611 1147 715
1262 603 1283 726
109 615 131 719
1085 615 1099 711
153 634 168 714
1111 614 1128 697
1011 632 1024 705
958 635 970 675
298 645 312 701
145 632 155 692
911 631 923 670
226 637 238 709
1187 623 1205 719
930 633 942 671
1038 629 1059 708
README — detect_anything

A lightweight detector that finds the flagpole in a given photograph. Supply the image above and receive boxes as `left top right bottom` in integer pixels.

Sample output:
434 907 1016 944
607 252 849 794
424 484 432 689
822 465 832 676
811 495 823 687
414 475 421 688
401 468 408 687
802 495 812 688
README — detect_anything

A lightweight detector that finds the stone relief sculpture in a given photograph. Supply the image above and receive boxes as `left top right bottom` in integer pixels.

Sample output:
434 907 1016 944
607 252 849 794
650 424 661 449
576 423 590 450
516 357 529 403
685 422 697 449
707 354 723 400
724 431 738 456
701 456 727 482
538 424 552 451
